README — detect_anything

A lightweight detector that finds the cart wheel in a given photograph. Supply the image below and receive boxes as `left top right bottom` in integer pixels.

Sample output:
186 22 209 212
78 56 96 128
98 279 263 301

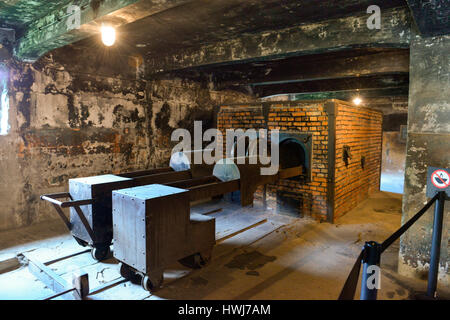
91 245 110 261
119 263 133 280
73 236 88 247
141 274 163 292
119 263 141 284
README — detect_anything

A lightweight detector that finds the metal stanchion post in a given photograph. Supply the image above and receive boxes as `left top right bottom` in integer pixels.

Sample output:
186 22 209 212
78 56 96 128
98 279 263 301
360 241 382 300
426 191 446 298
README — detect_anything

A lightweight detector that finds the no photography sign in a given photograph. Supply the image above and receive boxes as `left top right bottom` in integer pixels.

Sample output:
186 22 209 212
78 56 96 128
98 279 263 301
426 166 450 198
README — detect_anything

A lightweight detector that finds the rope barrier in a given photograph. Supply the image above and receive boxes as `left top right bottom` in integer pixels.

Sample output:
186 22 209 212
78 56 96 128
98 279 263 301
380 193 439 253
338 193 440 300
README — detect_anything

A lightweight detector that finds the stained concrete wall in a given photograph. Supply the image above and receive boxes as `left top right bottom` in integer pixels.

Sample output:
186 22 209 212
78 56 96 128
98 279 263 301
0 59 150 230
148 79 254 165
399 34 450 287
0 48 254 231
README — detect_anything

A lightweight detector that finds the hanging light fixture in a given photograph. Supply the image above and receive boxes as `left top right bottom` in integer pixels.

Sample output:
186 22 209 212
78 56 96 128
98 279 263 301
101 25 116 47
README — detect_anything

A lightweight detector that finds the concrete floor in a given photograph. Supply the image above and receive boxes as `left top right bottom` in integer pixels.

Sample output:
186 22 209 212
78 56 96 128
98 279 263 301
0 191 447 300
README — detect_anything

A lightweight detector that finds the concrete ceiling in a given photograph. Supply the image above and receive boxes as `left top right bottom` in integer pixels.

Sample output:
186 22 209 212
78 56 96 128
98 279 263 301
111 0 407 54
1 0 448 62
156 47 410 98
2 0 410 60
0 0 445 102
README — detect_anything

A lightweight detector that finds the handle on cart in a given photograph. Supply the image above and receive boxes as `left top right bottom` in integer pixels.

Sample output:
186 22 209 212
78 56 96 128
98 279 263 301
41 193 94 208
41 193 96 243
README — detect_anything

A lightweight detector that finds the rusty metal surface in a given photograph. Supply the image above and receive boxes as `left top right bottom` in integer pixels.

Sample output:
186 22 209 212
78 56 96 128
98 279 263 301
118 167 173 178
188 180 240 202
167 176 219 189
132 170 191 186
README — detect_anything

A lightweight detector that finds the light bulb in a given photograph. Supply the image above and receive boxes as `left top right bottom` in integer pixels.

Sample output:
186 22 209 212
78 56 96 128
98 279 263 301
353 97 362 105
101 25 116 47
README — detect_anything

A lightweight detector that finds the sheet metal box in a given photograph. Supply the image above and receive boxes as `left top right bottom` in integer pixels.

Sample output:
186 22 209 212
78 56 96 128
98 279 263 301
112 184 216 276
69 174 134 245
112 184 192 273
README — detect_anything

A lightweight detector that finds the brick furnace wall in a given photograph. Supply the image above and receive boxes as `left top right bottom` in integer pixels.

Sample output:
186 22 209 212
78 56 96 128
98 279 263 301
333 101 383 219
266 102 329 220
217 101 330 221
216 100 382 222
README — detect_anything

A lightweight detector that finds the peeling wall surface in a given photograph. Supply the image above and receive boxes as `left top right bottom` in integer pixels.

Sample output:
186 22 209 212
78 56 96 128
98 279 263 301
0 48 253 231
148 79 254 165
399 34 450 286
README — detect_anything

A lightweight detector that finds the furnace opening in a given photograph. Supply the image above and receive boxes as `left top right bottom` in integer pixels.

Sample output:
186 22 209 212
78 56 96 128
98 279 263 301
276 137 309 217
280 138 305 169
279 138 308 180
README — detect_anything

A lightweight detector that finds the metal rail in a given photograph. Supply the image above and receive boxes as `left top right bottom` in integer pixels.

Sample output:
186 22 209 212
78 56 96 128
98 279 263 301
41 165 303 256
132 170 192 186
20 252 89 300
118 167 174 178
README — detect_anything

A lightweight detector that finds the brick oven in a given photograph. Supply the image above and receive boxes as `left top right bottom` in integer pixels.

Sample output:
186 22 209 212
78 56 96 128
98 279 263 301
217 99 383 223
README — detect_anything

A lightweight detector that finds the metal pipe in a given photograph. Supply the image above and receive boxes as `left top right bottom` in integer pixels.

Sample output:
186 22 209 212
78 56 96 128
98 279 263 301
427 191 446 298
360 241 381 300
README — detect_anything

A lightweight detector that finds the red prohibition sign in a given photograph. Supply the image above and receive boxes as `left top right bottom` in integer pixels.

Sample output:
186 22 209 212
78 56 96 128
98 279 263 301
431 169 450 189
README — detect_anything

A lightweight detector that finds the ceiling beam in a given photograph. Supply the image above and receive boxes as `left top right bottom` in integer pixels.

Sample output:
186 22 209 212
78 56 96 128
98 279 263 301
207 49 410 89
287 87 409 101
146 6 412 74
250 50 410 85
16 0 191 61
252 74 409 97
